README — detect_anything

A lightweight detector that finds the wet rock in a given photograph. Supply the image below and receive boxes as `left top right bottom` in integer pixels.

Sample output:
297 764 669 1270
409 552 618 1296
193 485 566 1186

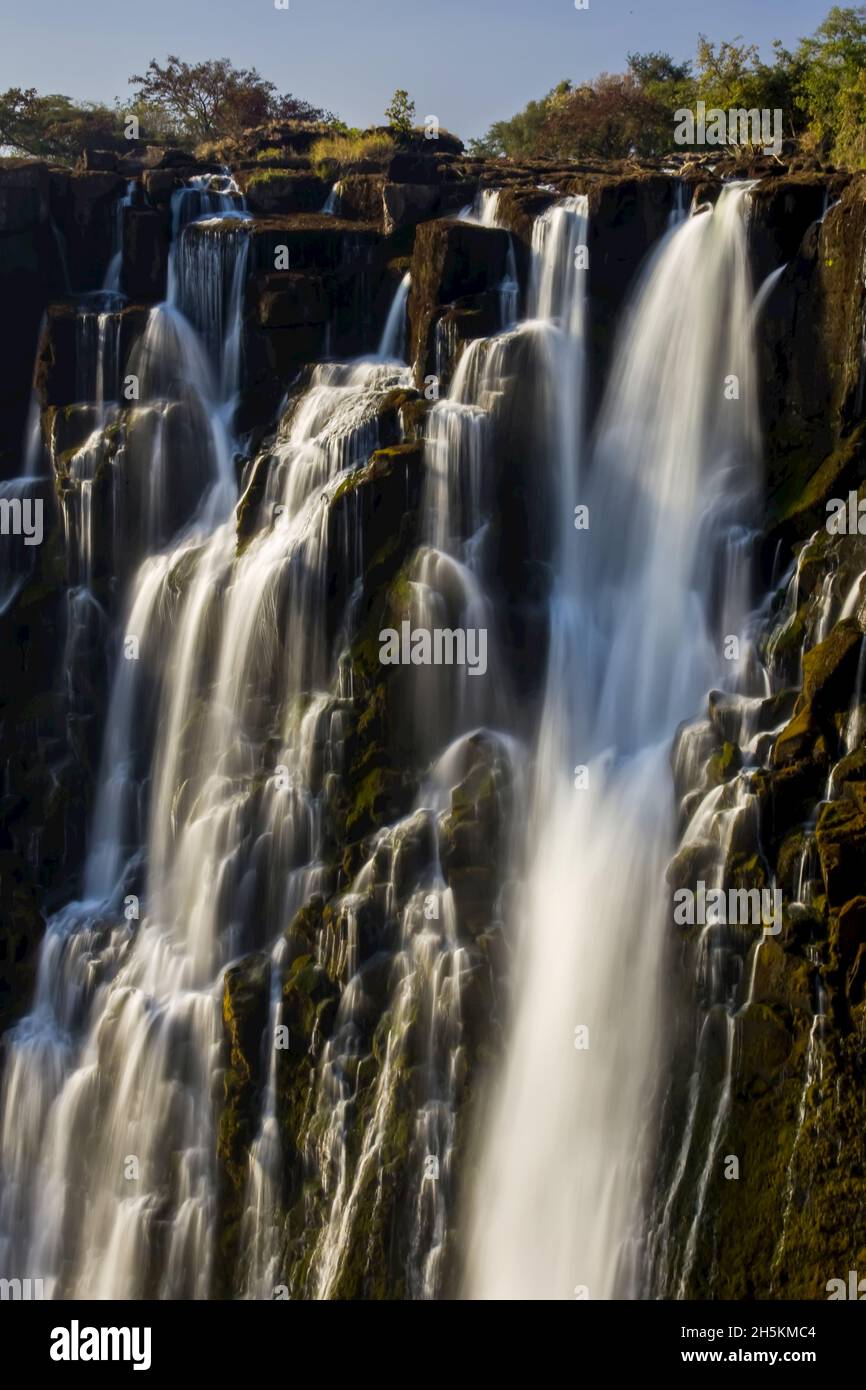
407 219 509 383
280 951 339 1051
774 619 862 767
242 213 382 274
33 302 148 409
576 174 674 412
439 735 511 937
737 999 795 1094
325 438 425 623
834 896 866 974
255 272 329 328
49 169 127 289
223 952 270 1092
141 169 179 206
816 798 866 909
707 741 742 786
747 175 843 289
120 207 170 301
760 177 866 520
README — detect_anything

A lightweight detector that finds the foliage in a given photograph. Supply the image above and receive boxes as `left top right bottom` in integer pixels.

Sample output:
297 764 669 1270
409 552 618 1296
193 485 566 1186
0 56 339 161
469 6 866 167
794 6 866 163
128 55 337 142
0 88 122 158
468 85 566 158
384 89 416 137
310 130 395 175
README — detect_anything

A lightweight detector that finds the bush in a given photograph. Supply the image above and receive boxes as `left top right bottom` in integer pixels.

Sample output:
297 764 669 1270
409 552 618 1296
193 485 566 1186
385 89 416 137
244 167 295 187
309 130 395 175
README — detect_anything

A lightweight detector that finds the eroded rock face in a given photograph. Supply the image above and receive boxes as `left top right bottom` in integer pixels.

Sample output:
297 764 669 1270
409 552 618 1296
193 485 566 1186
655 504 866 1297
407 219 509 383
237 170 329 216
760 175 866 544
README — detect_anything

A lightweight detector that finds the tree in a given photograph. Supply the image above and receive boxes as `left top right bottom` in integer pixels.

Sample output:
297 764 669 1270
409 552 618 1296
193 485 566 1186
468 82 571 158
129 56 335 143
627 51 692 86
544 74 674 159
793 6 866 160
0 88 122 158
385 89 416 136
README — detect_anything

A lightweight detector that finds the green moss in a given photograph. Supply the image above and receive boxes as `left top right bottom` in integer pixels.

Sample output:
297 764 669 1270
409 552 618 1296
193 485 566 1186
707 741 742 786
345 766 402 837
770 423 866 530
244 167 297 188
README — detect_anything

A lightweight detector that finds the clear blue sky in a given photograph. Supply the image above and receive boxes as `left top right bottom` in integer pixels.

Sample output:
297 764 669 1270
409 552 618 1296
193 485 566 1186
0 0 832 140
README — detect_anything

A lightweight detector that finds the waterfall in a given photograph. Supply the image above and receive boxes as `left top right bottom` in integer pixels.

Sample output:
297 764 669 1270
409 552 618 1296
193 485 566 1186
2 153 813 1305
103 180 137 293
322 182 343 216
378 273 411 361
466 186 761 1299
463 188 519 326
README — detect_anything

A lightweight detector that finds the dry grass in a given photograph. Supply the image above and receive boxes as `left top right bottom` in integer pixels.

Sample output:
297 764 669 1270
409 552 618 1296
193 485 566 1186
310 131 395 175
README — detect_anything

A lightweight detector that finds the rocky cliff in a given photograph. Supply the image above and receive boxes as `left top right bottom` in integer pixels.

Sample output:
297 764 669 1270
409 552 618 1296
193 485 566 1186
1 126 865 1299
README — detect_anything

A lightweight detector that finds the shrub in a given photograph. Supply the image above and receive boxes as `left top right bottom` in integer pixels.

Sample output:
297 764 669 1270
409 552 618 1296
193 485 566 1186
309 130 395 175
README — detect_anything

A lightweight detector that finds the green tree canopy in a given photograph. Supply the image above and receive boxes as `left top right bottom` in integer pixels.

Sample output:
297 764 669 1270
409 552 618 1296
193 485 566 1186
129 56 335 142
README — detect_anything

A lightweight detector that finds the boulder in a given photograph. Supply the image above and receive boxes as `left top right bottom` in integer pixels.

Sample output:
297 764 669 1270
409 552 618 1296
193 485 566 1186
337 174 386 225
79 149 119 172
383 182 440 234
238 169 328 216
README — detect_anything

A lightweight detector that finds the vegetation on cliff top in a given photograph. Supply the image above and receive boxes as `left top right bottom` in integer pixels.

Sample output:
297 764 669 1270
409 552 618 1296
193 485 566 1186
471 6 866 168
0 55 339 160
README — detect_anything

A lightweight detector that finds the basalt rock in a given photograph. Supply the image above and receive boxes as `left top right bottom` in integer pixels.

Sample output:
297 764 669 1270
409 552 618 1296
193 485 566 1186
760 175 866 521
238 169 329 216
0 163 68 477
747 173 848 289
48 169 127 289
216 951 271 1292
407 219 509 383
570 174 675 411
0 160 51 233
336 174 387 226
120 207 170 301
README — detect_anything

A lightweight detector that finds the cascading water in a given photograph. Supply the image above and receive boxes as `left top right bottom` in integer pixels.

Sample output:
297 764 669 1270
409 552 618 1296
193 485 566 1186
1 156 824 1308
0 169 279 1298
378 272 411 360
466 186 762 1300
